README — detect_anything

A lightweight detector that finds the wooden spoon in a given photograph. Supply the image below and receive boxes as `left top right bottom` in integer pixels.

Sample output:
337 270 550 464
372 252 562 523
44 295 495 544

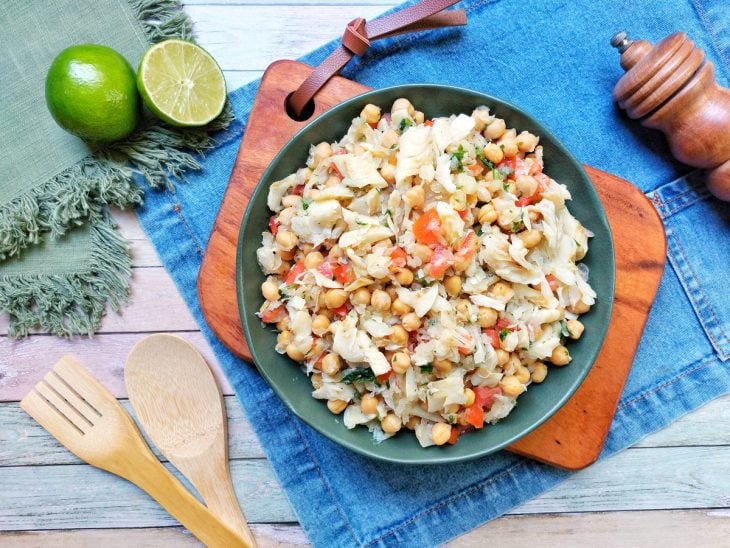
125 334 256 547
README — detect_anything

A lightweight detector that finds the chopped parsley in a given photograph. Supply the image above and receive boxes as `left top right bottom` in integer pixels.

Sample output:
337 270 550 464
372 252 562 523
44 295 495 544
475 147 496 169
353 390 362 401
278 287 289 301
560 320 571 338
399 118 413 132
476 226 484 236
356 220 367 226
511 218 525 233
499 328 511 341
503 181 511 192
447 414 457 424
450 144 466 172
342 368 376 385
301 198 311 211
420 364 434 374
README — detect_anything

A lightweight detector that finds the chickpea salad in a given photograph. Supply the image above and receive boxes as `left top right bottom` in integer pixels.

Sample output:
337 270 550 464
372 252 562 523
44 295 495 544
255 98 596 448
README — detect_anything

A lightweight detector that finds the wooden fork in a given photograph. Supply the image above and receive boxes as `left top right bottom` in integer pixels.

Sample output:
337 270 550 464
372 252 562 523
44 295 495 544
20 356 250 548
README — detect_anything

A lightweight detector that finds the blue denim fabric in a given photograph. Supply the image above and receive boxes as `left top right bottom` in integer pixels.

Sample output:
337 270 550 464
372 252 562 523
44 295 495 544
137 0 730 545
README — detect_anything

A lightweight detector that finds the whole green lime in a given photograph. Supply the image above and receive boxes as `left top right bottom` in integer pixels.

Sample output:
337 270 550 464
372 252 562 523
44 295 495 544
45 44 140 142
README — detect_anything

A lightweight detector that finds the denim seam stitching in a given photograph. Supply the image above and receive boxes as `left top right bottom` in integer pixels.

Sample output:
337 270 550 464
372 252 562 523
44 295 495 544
690 0 730 78
290 419 362 546
363 460 528 546
162 190 204 255
615 353 717 411
666 227 730 356
660 192 711 217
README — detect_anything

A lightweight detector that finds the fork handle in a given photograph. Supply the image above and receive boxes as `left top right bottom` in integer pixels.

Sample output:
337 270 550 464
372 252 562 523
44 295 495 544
119 447 251 547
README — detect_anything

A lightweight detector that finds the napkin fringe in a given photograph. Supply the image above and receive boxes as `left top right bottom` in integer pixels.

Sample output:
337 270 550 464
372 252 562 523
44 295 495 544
0 0 233 260
0 217 131 338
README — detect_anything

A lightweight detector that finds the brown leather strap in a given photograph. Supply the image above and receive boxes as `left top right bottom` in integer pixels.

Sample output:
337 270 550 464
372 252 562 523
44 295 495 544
288 0 466 117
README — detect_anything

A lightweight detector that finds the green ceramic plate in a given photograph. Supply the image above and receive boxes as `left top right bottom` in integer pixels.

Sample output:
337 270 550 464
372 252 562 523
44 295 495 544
237 84 615 464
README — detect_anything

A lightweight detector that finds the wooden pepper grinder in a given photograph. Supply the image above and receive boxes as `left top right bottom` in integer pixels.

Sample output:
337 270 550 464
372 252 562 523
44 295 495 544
611 31 730 201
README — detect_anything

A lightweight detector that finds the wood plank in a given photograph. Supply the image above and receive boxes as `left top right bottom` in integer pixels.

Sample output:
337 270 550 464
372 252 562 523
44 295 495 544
185 1 396 5
450 509 730 547
4 393 729 467
1 396 262 466
184 5 392 71
0 523 308 547
0 460 296 530
0 332 236 402
0 267 199 336
112 209 161 268
2 446 729 531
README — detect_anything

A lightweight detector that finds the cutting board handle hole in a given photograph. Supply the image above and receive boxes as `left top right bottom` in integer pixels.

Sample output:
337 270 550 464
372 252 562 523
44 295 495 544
284 92 315 122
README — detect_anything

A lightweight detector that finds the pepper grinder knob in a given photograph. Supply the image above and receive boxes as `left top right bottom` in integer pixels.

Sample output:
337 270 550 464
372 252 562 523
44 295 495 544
611 31 730 201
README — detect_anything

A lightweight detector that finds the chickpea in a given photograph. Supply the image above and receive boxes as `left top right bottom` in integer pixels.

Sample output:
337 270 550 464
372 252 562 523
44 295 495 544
360 103 381 125
566 319 585 339
413 110 425 124
276 316 291 332
411 243 433 263
431 422 452 445
405 185 425 209
392 98 415 116
500 138 519 158
550 345 572 366
464 387 476 407
303 251 325 269
279 248 296 261
444 275 463 297
391 298 412 316
351 288 371 306
433 358 453 374
478 203 498 225
393 267 414 286
500 375 525 397
371 289 392 312
282 194 302 208
514 364 531 384
391 352 411 374
327 399 348 414
275 230 298 251
390 325 409 347
300 243 314 256
567 300 591 314
531 361 548 383
506 353 522 373
485 118 506 140
328 244 344 259
478 307 498 328
380 162 396 183
472 108 493 132
381 413 402 434
385 286 399 300
489 281 515 301
519 230 543 249
311 373 323 390
381 129 399 149
455 299 472 322
316 290 327 310
261 280 279 301
325 289 349 309
286 344 305 362
311 314 330 336
483 142 504 164
402 312 422 332
361 393 379 415
453 254 472 274
495 349 510 366
528 210 542 223
406 416 420 430
321 353 342 376
515 175 538 197
312 142 332 166
449 190 467 212
517 131 538 153
277 330 293 348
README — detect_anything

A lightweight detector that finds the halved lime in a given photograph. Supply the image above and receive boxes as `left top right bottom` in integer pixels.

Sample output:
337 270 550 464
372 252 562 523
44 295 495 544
137 39 226 127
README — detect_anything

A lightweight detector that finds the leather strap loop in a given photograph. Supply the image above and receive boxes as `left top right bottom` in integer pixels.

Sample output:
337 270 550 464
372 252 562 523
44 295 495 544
288 0 466 117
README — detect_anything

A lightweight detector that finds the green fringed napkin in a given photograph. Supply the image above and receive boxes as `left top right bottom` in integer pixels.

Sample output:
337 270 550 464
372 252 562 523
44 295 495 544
0 0 231 336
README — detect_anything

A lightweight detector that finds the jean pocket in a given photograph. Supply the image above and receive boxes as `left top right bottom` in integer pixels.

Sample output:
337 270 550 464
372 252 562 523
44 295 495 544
648 172 730 361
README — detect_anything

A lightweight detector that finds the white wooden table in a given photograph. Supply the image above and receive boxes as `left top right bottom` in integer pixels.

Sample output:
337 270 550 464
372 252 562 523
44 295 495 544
2 2 730 545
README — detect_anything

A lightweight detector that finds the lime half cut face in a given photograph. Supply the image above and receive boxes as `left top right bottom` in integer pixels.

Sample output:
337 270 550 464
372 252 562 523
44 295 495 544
137 39 226 127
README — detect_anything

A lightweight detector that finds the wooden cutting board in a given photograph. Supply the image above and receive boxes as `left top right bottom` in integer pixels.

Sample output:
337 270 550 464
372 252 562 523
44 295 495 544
197 60 666 470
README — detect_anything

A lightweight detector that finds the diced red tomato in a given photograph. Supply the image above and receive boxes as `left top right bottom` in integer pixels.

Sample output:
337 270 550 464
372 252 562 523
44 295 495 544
390 247 408 268
284 261 306 284
426 245 453 279
458 345 473 356
454 231 478 265
377 372 392 384
447 427 460 445
516 193 540 207
546 274 559 292
332 303 349 318
463 404 485 429
332 263 354 285
528 158 544 176
424 119 434 127
368 122 378 129
473 386 501 410
457 208 468 220
292 184 304 196
388 154 397 166
483 328 500 348
468 162 484 177
268 216 279 235
413 208 444 245
261 304 286 324
496 317 512 330
317 261 333 278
